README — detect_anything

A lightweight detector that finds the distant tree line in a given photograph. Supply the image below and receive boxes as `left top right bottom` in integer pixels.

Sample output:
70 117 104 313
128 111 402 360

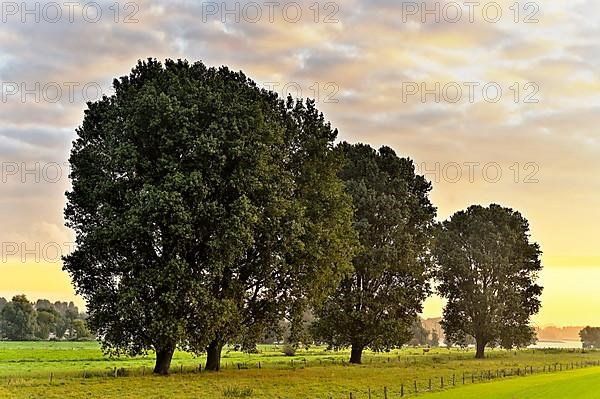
536 325 584 341
0 295 92 341
63 58 544 374
408 318 440 347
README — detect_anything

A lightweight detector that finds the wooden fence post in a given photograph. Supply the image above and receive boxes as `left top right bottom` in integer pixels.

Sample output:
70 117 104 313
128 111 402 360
401 383 404 397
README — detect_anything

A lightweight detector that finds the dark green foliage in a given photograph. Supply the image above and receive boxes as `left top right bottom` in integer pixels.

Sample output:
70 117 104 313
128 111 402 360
63 58 357 374
313 143 437 364
580 327 600 349
199 93 358 371
434 204 543 358
0 295 37 340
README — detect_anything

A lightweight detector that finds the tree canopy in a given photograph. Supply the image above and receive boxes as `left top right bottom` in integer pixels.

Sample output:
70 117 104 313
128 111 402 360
0 295 37 340
434 204 543 358
313 143 436 364
63 58 357 374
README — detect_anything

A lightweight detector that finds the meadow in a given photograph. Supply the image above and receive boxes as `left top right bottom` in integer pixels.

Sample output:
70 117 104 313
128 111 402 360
0 341 599 398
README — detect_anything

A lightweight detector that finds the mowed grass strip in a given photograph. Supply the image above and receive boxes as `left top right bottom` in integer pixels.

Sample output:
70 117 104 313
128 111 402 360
425 366 600 399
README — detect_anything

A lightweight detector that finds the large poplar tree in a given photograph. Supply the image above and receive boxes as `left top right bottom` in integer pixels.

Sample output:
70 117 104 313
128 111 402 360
313 143 436 364
194 98 358 371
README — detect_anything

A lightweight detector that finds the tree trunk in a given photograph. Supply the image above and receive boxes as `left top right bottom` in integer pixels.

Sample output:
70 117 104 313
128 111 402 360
349 344 364 364
205 339 224 371
475 339 486 359
154 344 175 375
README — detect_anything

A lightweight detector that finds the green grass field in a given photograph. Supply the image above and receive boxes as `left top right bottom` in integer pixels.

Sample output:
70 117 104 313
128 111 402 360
427 367 600 399
0 342 598 398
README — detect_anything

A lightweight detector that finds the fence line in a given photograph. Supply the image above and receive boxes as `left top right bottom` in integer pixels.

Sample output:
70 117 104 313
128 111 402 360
342 359 600 398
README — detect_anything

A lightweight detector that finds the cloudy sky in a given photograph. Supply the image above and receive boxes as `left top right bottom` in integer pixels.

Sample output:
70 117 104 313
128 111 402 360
1 0 599 326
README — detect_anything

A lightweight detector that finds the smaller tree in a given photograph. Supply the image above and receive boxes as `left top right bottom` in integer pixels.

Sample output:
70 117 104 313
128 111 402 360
35 308 59 340
580 327 600 349
63 302 79 338
313 143 437 364
434 204 542 358
409 318 429 346
72 319 93 340
429 329 440 347
0 295 37 340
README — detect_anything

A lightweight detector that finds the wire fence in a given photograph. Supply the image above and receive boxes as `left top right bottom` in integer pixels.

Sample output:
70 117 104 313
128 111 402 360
341 360 600 398
3 349 600 398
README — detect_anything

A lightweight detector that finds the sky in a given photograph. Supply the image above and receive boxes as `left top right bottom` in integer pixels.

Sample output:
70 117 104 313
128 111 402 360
1 0 599 327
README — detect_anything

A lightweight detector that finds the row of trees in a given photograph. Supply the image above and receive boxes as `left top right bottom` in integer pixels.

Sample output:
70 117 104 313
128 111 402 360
0 295 91 341
63 59 543 374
